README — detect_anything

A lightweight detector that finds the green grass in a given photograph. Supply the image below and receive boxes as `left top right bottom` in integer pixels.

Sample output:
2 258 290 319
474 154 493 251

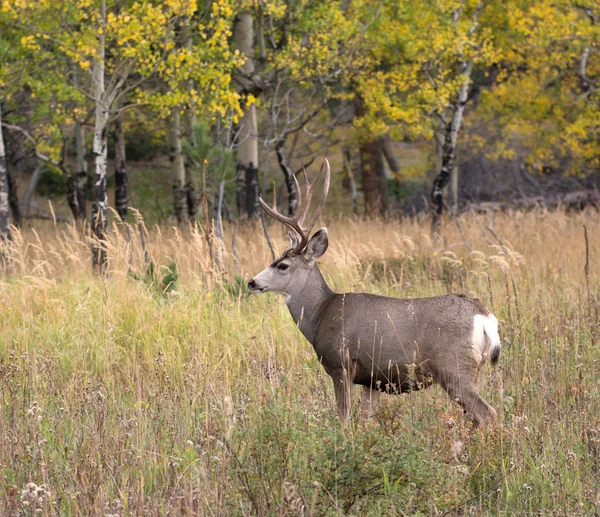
1 210 599 515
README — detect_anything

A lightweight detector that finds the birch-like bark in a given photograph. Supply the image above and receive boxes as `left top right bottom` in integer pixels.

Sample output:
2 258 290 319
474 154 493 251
430 59 473 233
431 2 481 233
91 0 109 270
234 11 259 220
0 102 10 238
169 108 188 226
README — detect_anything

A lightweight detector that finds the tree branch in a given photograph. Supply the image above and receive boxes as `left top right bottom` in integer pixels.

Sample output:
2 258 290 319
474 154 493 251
1 123 68 173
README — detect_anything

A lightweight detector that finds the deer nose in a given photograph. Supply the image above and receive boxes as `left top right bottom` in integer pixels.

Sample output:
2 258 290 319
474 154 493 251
248 279 257 290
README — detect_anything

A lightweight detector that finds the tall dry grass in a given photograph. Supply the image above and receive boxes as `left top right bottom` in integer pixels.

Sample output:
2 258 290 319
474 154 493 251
0 208 599 515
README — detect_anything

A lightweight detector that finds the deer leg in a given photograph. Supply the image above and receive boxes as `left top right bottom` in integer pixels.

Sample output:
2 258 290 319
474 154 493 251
360 385 380 421
439 374 497 427
331 370 352 425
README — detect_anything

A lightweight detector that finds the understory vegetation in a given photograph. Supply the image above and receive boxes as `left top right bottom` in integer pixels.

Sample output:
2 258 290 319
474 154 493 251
1 210 599 515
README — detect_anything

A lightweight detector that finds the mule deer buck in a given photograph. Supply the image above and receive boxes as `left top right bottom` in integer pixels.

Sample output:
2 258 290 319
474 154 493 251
248 159 501 426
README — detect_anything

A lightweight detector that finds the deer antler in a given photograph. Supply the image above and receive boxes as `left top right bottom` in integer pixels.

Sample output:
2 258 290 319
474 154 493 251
259 159 331 256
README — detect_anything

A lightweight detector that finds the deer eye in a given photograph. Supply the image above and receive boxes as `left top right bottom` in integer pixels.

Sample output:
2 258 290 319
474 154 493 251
277 263 289 271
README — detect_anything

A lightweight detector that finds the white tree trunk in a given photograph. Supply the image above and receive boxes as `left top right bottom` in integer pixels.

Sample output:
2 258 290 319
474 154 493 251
431 59 473 233
451 163 459 215
76 119 87 177
0 102 10 237
234 11 259 219
431 2 482 233
91 0 108 270
169 108 188 226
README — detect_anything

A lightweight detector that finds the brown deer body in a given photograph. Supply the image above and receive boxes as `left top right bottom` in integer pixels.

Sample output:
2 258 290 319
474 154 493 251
249 160 500 426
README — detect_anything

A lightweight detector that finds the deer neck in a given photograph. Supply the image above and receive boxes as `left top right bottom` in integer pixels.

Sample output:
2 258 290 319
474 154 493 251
286 265 334 343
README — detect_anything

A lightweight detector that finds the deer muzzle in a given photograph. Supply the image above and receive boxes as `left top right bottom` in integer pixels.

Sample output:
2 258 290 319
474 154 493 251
248 278 266 294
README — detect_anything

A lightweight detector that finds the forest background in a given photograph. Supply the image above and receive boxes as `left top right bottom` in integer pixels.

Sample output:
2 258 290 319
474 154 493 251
1 0 599 238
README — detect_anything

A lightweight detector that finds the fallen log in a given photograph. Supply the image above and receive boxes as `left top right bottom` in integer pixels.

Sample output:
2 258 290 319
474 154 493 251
467 190 599 212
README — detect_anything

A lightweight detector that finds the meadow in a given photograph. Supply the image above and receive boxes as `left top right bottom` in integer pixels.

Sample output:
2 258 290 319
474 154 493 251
0 209 599 516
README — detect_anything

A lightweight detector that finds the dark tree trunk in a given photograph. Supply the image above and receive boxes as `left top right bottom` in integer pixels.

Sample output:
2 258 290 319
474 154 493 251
66 176 82 220
245 162 259 218
186 182 201 223
235 139 260 221
76 177 88 222
113 110 128 221
69 72 88 221
21 163 42 214
381 136 402 210
6 166 21 227
275 143 297 216
74 118 88 220
355 96 387 217
67 171 88 221
342 146 358 217
66 129 87 222
236 162 259 219
381 136 400 174
236 163 246 218
359 138 387 217
184 20 201 227
173 181 188 226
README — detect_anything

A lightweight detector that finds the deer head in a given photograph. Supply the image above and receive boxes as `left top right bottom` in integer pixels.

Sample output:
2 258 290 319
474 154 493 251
248 159 331 297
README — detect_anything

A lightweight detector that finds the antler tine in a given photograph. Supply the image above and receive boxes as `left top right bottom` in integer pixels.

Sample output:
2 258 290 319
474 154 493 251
303 159 331 235
293 174 303 219
297 164 323 228
259 195 308 255
258 159 330 256
259 197 306 239
301 166 309 183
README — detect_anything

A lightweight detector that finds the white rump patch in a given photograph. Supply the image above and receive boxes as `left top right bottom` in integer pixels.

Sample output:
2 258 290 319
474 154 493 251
472 313 501 365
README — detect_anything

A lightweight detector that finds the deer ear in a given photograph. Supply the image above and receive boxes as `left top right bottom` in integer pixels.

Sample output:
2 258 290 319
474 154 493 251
305 228 328 260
